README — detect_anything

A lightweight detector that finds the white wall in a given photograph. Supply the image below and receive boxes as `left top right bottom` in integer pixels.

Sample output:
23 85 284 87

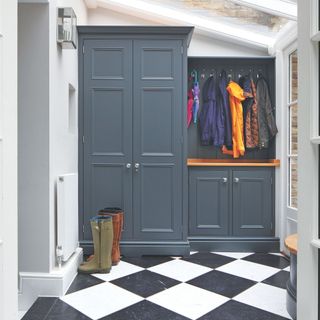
88 7 156 25
87 7 269 57
0 0 18 319
18 3 50 273
49 0 88 271
18 0 88 311
188 33 268 57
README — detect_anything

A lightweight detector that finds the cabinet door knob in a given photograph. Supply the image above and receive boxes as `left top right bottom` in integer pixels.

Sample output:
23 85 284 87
222 177 228 183
234 177 240 183
126 163 131 169
134 163 140 172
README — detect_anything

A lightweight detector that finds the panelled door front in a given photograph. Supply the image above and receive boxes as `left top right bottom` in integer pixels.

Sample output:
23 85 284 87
133 40 183 240
189 169 229 236
232 168 273 237
83 39 133 240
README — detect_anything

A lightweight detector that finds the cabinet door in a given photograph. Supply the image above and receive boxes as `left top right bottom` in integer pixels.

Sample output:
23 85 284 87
132 39 183 240
189 169 229 236
232 168 274 237
82 39 133 240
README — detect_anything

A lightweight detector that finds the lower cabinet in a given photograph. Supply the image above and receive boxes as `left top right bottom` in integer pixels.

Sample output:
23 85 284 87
189 167 274 238
232 169 274 237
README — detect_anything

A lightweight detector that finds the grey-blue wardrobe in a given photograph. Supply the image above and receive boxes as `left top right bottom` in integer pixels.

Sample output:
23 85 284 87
78 27 193 256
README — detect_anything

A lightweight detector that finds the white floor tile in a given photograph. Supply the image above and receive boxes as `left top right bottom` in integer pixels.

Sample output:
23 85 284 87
284 266 291 272
216 259 280 282
190 251 198 255
147 283 229 320
91 260 144 282
61 282 143 320
212 252 253 259
18 311 27 319
148 259 212 282
234 283 291 319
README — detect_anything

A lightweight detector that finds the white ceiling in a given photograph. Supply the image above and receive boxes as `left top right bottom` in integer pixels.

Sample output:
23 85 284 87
84 0 297 51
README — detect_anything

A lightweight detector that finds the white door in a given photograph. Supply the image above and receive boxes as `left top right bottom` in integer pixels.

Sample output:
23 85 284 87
0 0 18 319
298 0 320 319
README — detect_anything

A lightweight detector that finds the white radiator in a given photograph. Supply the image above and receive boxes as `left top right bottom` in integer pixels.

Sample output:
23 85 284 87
57 173 78 262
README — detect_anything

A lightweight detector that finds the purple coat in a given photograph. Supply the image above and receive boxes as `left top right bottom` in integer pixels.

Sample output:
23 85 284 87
199 76 225 147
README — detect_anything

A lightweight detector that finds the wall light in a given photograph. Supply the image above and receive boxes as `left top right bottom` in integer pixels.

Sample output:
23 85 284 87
57 7 77 49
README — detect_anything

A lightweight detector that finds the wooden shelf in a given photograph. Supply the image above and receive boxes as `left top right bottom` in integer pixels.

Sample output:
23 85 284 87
187 158 280 167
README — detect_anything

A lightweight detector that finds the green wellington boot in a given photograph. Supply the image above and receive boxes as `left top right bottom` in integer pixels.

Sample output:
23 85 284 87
78 216 113 274
99 217 113 273
78 219 101 274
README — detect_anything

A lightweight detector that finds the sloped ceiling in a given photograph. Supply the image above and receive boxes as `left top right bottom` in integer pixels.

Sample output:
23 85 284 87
84 0 297 51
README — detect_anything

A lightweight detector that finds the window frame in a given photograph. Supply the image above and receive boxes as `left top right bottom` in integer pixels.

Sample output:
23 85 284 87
287 49 298 210
310 0 320 144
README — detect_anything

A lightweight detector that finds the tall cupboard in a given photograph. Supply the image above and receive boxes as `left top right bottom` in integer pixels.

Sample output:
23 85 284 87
78 27 193 256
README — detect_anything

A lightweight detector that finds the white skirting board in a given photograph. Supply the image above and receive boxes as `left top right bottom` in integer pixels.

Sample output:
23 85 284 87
57 173 78 262
18 248 83 312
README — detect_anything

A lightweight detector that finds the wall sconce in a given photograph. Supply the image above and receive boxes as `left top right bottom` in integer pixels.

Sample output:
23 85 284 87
57 7 77 49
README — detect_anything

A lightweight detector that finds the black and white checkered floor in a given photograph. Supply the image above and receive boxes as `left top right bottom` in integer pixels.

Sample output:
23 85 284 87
22 252 292 320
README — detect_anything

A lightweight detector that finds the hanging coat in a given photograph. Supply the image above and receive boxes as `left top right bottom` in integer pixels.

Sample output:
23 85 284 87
199 76 216 145
187 88 194 128
239 75 259 149
245 79 259 148
256 77 278 148
213 78 225 147
192 82 200 124
223 81 246 158
217 70 232 148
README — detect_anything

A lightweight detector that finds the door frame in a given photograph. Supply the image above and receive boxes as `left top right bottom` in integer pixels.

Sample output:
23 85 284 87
283 42 298 241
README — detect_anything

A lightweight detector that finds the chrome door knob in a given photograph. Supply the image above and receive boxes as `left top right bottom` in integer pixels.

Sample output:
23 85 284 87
222 177 228 183
134 163 140 172
234 177 240 183
126 163 131 169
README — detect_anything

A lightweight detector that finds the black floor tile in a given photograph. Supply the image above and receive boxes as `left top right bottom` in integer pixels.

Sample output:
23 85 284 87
99 300 189 320
67 273 106 294
182 252 235 268
198 300 290 320
263 270 290 289
187 270 256 298
121 255 174 268
22 297 57 320
243 253 290 269
110 270 180 298
45 299 91 320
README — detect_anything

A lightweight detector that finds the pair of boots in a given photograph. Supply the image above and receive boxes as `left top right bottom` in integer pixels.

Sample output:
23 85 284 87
78 216 113 274
79 208 124 273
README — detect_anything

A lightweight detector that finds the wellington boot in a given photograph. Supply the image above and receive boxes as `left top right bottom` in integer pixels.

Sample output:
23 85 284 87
78 220 101 274
98 208 124 265
99 217 113 272
78 217 113 274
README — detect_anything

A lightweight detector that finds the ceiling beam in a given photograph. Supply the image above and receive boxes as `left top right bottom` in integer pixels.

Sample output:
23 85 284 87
229 0 297 21
84 0 97 9
18 0 49 3
94 0 274 49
